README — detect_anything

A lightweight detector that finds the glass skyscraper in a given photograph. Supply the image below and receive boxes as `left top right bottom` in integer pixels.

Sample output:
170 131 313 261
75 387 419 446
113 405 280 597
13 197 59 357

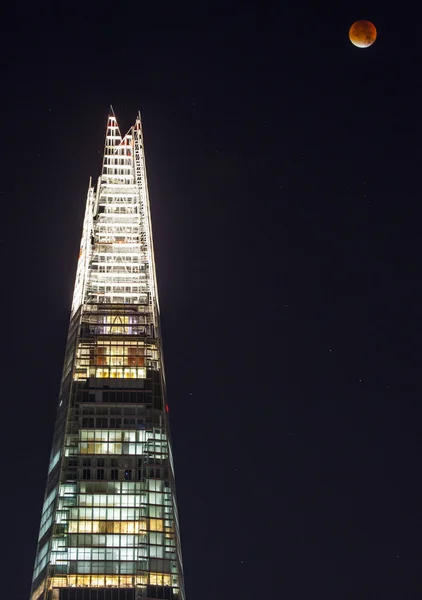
30 110 186 600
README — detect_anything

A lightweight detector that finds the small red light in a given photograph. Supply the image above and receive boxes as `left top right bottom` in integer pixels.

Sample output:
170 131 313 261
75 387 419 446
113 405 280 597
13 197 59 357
165 405 169 413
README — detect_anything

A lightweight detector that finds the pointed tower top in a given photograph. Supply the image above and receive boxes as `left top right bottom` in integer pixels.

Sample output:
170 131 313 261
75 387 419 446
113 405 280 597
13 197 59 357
134 111 143 132
101 109 123 180
105 110 121 144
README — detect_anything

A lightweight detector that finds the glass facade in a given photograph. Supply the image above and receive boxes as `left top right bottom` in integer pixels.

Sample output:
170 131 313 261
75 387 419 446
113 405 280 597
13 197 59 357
30 112 186 600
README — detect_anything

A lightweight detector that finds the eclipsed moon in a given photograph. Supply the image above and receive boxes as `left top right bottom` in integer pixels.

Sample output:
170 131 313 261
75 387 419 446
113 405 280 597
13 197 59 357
349 20 377 48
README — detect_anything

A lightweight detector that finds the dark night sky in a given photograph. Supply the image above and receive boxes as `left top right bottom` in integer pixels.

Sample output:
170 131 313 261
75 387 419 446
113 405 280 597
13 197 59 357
1 0 422 598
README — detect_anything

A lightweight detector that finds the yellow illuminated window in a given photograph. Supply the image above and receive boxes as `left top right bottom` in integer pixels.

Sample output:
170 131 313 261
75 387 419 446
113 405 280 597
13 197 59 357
121 520 145 533
79 442 122 455
105 315 130 334
96 368 109 378
150 518 164 531
150 574 171 586
68 520 146 534
110 368 123 378
105 576 120 587
62 575 148 588
49 577 67 589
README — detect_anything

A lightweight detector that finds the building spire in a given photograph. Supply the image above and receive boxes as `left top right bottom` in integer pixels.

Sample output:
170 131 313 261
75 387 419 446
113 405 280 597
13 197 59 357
105 110 122 147
102 109 123 179
30 110 187 600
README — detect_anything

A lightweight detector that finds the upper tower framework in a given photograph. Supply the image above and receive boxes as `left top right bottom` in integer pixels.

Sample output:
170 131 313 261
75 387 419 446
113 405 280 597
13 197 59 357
30 111 186 600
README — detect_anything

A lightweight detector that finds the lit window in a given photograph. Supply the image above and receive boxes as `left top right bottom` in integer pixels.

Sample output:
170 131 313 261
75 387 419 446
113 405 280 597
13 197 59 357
150 573 171 586
149 519 164 532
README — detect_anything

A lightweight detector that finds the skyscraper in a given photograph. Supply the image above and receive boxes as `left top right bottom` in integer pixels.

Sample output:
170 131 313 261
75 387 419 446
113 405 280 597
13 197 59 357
30 110 186 600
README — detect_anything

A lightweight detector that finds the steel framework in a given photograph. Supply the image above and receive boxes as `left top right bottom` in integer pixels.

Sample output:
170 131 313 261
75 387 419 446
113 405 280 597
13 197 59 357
30 110 186 600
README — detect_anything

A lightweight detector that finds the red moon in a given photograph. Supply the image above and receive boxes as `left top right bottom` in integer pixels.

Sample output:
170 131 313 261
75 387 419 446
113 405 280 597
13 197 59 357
349 20 377 48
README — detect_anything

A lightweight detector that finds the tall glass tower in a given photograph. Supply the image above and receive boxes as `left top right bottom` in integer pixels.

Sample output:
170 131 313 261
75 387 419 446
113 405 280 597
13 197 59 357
30 110 186 600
